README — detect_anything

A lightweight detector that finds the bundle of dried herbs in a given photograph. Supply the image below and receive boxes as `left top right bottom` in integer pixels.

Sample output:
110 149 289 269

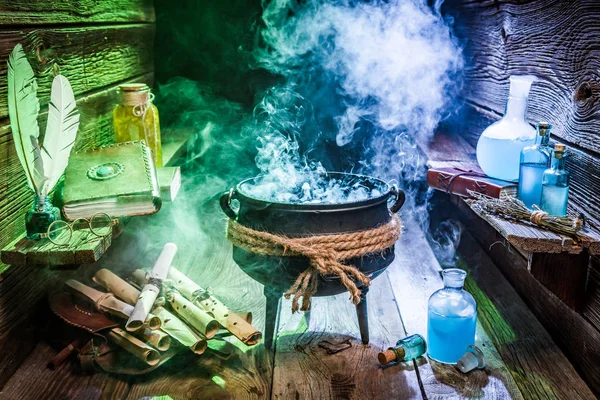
466 190 584 238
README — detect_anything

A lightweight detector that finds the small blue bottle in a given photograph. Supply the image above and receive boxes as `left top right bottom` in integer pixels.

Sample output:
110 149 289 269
427 269 477 364
518 122 552 209
541 144 569 216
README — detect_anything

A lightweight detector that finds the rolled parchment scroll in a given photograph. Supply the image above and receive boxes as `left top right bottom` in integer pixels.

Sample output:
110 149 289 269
94 269 206 354
137 327 171 352
168 267 262 345
126 243 177 332
64 280 161 330
108 328 160 366
153 306 207 354
166 290 220 339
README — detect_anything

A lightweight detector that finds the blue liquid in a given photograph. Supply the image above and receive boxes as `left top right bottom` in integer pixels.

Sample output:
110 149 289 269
427 309 476 364
477 136 535 182
541 185 569 216
518 163 546 209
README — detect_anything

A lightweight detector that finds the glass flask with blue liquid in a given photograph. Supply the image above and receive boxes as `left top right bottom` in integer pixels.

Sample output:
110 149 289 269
427 269 477 364
518 122 552 209
476 75 538 182
541 143 570 216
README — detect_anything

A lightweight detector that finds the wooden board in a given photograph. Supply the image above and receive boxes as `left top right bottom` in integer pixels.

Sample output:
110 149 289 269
272 272 422 399
388 219 522 399
446 193 600 393
0 340 130 400
583 257 600 331
443 0 600 155
0 0 155 25
0 24 154 119
0 262 75 388
1 229 112 267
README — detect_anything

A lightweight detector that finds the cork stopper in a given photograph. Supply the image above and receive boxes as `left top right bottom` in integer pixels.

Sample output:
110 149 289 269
554 143 566 152
378 346 405 365
378 349 397 365
537 121 551 136
120 83 149 92
119 83 151 106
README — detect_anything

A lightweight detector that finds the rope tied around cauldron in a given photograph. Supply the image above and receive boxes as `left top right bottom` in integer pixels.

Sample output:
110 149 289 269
226 214 402 312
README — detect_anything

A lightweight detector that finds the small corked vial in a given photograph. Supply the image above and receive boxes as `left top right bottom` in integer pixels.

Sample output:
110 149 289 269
113 83 162 166
554 143 566 157
378 334 426 365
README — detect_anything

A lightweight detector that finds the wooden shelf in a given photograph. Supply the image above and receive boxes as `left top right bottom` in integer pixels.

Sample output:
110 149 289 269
1 230 112 267
0 129 191 272
420 131 600 256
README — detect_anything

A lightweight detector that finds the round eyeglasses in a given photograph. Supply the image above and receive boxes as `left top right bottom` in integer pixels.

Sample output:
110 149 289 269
41 213 116 246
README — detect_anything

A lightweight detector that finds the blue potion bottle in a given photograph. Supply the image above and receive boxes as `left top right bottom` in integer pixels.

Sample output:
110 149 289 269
541 144 569 216
518 122 552 209
427 269 477 364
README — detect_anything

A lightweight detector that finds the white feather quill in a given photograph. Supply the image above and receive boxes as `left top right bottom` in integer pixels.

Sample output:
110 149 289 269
40 75 80 195
7 44 46 195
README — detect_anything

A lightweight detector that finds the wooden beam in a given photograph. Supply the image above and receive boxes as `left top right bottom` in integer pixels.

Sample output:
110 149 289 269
0 0 155 25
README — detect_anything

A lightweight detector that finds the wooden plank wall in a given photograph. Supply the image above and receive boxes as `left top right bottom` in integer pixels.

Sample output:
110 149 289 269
440 0 600 389
0 0 155 388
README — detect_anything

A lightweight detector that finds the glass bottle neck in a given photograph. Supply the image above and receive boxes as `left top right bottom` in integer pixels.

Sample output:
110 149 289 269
504 96 527 121
539 134 550 147
32 195 52 212
552 156 565 170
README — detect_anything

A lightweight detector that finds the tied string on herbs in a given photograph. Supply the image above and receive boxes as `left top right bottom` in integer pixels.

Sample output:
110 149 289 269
227 214 402 312
466 190 585 237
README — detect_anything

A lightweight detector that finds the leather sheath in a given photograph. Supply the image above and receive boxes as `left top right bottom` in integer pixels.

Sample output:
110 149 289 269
49 292 119 333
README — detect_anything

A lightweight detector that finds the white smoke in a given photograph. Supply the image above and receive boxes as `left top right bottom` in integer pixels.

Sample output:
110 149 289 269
256 0 462 146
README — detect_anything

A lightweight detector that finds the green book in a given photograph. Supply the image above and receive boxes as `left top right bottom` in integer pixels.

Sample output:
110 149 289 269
62 141 161 220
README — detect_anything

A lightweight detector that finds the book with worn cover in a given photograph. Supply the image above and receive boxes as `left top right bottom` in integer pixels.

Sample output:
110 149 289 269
62 141 161 220
427 166 517 198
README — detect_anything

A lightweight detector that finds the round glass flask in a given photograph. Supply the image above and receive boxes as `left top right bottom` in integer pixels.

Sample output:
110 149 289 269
427 268 477 364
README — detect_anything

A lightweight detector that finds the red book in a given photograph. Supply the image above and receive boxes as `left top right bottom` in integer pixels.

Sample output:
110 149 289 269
426 167 517 198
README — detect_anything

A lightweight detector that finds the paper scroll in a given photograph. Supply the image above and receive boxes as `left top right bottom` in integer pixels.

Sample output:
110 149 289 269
153 306 207 354
168 267 262 345
137 327 171 352
64 280 161 330
94 269 206 354
126 243 177 332
166 290 220 339
108 328 160 366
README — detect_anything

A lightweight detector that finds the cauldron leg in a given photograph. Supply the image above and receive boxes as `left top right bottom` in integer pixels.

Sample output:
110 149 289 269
355 287 370 344
264 287 280 349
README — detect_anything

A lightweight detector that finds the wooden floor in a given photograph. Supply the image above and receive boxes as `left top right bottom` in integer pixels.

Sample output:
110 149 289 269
0 202 595 399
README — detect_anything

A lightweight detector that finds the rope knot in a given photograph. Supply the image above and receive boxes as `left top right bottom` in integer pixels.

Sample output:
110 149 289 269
530 210 547 225
227 214 402 312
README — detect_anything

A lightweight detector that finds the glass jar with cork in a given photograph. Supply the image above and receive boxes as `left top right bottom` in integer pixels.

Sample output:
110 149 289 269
113 83 162 167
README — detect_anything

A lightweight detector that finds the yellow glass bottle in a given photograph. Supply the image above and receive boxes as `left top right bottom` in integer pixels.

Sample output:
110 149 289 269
113 83 162 167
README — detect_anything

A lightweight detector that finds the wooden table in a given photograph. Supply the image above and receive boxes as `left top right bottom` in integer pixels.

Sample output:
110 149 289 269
0 207 594 399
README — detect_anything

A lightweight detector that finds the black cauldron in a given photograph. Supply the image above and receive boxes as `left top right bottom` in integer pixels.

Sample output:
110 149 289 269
220 172 405 346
